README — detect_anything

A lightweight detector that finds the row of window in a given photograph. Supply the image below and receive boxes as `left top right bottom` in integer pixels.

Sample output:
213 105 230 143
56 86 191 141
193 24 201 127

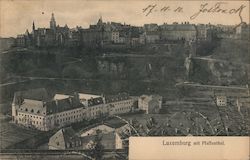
18 118 43 125
56 114 83 123
18 113 43 120
111 100 133 106
55 109 83 118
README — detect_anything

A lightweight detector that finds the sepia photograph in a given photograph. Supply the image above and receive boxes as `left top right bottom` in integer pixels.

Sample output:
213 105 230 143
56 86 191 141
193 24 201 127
0 0 249 159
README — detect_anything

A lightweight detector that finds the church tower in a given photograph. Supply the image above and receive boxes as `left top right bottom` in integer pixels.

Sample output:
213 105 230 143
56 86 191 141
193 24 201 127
50 13 56 30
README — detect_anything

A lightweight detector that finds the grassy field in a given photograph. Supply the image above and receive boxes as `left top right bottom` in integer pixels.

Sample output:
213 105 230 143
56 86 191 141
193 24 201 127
0 102 42 149
0 119 42 149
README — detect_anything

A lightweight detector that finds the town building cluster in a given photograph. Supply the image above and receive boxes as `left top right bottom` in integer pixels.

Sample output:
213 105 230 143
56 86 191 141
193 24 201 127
1 13 249 51
11 88 162 131
14 13 216 48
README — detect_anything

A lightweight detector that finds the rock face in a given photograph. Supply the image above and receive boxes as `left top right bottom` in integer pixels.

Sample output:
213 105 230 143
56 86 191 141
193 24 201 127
97 56 186 81
189 58 249 85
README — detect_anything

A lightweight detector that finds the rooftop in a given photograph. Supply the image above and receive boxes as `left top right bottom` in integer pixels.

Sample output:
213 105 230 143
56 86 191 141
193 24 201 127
13 88 50 105
105 93 130 103
78 93 101 100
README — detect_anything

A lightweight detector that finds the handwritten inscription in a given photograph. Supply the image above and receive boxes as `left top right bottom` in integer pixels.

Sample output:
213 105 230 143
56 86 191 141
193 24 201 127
190 2 246 20
142 2 246 22
142 4 183 16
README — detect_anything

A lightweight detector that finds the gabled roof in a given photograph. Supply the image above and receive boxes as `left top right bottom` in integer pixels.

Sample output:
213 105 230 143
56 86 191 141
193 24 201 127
17 95 84 116
49 127 80 149
46 97 84 115
18 99 45 115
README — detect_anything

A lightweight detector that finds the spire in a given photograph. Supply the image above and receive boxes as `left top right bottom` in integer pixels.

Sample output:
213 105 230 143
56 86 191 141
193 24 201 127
97 15 103 25
50 13 56 30
51 13 55 21
32 21 35 31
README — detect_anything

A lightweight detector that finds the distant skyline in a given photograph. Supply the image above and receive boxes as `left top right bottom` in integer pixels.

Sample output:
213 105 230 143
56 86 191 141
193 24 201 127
0 0 249 37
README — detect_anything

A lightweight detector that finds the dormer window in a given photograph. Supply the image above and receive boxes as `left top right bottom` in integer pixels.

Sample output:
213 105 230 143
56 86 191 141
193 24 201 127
25 108 28 112
37 110 40 114
31 109 34 113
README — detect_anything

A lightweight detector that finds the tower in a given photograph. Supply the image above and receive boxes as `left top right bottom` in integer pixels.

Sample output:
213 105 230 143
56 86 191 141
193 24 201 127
50 13 56 30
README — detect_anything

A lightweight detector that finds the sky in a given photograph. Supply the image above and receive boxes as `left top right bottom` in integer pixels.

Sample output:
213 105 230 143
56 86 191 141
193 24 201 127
0 0 249 37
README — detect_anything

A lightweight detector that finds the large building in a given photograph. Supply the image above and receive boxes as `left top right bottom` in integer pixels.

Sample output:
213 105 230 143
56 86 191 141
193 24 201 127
159 22 197 41
12 88 86 131
12 88 139 131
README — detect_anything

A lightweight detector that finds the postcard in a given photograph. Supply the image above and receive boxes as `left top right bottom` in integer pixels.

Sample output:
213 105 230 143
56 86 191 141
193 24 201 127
0 0 249 159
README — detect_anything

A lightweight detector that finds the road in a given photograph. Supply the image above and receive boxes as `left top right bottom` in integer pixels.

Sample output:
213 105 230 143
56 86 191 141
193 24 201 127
176 82 249 90
99 53 174 58
0 80 29 87
193 56 250 67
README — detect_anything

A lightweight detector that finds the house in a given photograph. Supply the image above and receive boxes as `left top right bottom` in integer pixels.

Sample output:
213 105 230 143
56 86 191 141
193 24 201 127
216 96 227 107
138 95 162 114
48 127 81 150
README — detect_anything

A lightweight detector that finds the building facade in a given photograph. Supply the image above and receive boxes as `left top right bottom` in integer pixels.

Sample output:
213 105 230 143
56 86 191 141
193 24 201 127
12 88 86 131
138 95 162 114
12 89 139 131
